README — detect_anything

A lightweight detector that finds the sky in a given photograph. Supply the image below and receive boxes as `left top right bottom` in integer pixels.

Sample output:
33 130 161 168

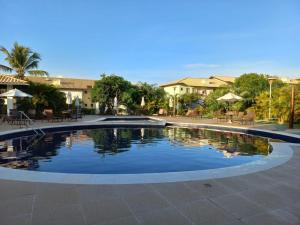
1 0 300 84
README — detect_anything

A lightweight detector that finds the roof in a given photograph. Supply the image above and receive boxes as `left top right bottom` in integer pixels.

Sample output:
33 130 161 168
209 76 236 83
27 76 95 90
160 77 229 88
0 74 28 85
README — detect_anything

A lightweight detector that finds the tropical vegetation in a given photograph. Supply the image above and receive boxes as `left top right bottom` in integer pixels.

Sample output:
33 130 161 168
0 42 48 79
92 74 166 115
18 82 67 118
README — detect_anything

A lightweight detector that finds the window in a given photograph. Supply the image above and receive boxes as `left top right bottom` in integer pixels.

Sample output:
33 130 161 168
85 104 87 107
91 103 93 107
186 88 190 93
180 88 183 91
84 90 87 94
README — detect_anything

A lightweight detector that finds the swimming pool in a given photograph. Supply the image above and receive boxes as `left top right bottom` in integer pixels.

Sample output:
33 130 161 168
0 127 274 174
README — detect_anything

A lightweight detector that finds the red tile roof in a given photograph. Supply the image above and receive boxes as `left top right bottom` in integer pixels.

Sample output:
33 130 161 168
0 74 28 85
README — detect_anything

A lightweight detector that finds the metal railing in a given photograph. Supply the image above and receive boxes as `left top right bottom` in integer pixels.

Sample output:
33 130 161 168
18 111 45 135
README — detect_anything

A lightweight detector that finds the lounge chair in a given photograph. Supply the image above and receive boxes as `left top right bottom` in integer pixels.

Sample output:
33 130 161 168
242 111 255 125
215 111 226 122
234 111 245 123
43 109 63 122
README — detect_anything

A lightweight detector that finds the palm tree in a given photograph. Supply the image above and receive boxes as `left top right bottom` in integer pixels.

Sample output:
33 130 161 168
0 42 48 80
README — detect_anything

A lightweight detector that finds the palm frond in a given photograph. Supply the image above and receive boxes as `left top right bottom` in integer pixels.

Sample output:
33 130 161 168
0 46 11 57
0 64 13 72
24 52 41 70
28 70 49 77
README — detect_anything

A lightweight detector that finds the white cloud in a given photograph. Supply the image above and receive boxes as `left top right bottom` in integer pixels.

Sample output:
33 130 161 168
184 63 221 69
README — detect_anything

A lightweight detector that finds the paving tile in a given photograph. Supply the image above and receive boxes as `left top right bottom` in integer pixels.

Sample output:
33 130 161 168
239 188 288 210
123 190 170 214
185 180 232 198
268 184 300 205
96 216 140 225
113 184 153 197
36 183 79 205
270 209 300 225
32 203 86 225
211 193 266 219
136 207 192 225
76 184 119 202
284 203 300 220
238 173 278 188
215 176 254 192
0 195 34 220
0 213 32 225
0 180 37 201
178 199 237 225
242 211 297 225
259 168 300 184
81 196 133 225
151 182 203 205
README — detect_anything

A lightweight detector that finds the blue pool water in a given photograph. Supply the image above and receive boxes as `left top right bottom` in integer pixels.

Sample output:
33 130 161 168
0 127 273 174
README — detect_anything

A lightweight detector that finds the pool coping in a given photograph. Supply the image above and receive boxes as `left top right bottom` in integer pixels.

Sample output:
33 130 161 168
0 121 298 184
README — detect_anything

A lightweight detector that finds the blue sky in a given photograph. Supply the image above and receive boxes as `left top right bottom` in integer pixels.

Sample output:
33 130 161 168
1 0 300 84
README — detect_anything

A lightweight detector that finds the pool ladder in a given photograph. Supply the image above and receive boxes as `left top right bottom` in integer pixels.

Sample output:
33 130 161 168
19 111 45 136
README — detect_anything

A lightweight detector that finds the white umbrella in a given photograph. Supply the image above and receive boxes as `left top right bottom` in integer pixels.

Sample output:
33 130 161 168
0 88 32 115
0 88 32 98
118 104 127 110
75 97 80 119
141 96 145 107
169 97 173 108
75 96 80 107
66 92 72 105
217 92 243 103
113 96 118 109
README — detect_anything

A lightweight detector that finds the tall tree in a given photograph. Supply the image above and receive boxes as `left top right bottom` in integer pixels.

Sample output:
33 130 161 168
92 74 132 113
233 73 269 104
0 42 48 79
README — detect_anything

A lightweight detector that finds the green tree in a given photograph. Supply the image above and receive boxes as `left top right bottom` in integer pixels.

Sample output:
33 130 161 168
135 82 166 115
92 75 167 115
92 74 132 114
233 73 269 106
204 86 231 114
0 42 48 79
255 84 300 123
18 82 67 117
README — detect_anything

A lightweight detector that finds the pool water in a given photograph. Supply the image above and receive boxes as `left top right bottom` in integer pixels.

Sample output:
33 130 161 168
0 127 273 174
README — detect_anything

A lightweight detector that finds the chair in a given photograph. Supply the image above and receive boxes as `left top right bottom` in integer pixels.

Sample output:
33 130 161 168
242 111 255 125
234 111 245 123
215 110 226 123
43 109 63 122
70 109 83 120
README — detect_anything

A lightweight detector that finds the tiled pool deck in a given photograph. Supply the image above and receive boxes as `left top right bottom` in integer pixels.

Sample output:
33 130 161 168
0 116 299 225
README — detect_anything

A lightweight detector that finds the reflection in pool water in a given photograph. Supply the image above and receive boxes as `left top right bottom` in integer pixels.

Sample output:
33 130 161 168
0 127 273 174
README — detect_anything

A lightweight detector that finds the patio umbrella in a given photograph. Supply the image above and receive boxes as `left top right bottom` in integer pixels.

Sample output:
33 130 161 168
75 96 80 118
0 88 32 98
113 96 118 109
118 105 127 110
169 97 173 108
66 92 72 107
0 88 32 115
217 92 243 103
141 96 145 107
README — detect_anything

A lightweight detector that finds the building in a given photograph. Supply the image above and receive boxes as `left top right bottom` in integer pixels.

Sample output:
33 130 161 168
27 76 96 109
0 74 29 89
160 76 236 97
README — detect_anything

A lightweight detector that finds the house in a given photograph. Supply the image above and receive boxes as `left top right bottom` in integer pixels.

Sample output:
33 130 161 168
160 76 236 97
0 74 28 89
27 76 96 109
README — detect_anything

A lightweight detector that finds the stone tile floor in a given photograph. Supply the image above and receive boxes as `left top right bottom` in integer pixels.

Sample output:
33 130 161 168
0 145 299 225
